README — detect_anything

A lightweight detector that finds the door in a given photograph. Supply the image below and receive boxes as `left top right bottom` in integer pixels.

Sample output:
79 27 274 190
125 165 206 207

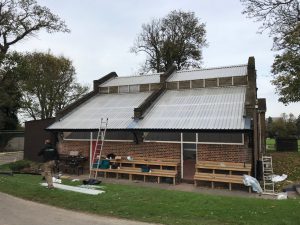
183 143 196 180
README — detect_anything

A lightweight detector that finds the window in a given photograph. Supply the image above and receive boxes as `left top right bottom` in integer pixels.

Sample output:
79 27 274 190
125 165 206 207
144 132 180 142
197 132 243 144
63 131 134 142
94 131 133 141
99 87 109 94
129 85 139 93
119 85 129 93
182 133 196 142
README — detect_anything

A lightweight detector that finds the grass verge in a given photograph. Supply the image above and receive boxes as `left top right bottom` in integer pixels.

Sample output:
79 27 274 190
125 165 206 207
0 174 300 225
271 151 300 190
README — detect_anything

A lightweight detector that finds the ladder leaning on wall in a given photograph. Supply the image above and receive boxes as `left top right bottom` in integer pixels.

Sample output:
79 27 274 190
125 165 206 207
89 118 108 179
262 155 275 194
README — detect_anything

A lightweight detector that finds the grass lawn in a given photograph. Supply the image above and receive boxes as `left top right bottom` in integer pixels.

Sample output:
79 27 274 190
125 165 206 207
270 151 300 190
0 174 300 225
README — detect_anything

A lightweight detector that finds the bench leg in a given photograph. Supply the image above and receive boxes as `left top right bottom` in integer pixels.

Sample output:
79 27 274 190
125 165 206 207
194 180 197 187
173 177 175 185
116 173 119 179
158 177 160 184
104 172 107 179
229 183 232 191
211 181 214 189
143 175 146 182
248 187 251 193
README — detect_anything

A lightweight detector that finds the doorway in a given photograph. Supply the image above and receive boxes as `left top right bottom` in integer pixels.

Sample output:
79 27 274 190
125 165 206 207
183 143 196 181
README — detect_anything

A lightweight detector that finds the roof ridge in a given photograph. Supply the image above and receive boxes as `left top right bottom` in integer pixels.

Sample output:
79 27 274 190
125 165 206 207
113 72 163 79
176 64 247 74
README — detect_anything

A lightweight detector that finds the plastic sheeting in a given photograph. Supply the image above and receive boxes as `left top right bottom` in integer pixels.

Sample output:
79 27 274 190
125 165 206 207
243 175 263 194
271 174 288 183
40 183 105 195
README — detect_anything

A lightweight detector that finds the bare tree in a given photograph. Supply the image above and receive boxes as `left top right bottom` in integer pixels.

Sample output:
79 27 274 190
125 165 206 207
241 0 300 50
241 0 300 104
0 0 69 56
131 10 207 73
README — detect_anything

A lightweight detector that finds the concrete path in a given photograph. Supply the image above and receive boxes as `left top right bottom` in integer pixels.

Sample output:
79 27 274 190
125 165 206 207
0 192 157 225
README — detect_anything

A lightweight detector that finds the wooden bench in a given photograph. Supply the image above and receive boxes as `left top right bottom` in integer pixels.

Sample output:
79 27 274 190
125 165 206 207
91 158 180 185
110 158 179 169
194 161 252 191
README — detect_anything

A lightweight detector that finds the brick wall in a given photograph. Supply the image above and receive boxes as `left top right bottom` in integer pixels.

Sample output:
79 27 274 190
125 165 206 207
59 141 90 157
60 139 252 163
100 141 181 160
197 141 252 163
60 140 181 161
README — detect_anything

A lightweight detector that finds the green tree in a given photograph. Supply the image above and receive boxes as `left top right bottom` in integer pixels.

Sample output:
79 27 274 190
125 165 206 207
0 53 22 129
17 52 89 120
266 116 274 138
267 113 298 138
131 10 207 72
271 25 300 104
286 113 297 136
241 0 300 104
0 0 69 130
0 53 22 149
296 115 300 137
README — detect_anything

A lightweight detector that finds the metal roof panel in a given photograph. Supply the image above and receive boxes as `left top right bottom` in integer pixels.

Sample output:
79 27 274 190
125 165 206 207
100 73 161 87
48 92 152 130
167 64 247 82
135 86 247 130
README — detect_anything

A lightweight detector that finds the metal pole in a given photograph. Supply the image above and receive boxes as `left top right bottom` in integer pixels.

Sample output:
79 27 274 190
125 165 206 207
181 132 183 179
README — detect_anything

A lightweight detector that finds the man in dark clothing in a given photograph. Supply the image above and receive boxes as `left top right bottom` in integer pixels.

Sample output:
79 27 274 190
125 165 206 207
38 139 59 189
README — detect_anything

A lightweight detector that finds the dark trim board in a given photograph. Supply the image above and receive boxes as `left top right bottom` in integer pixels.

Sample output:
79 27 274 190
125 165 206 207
46 128 252 133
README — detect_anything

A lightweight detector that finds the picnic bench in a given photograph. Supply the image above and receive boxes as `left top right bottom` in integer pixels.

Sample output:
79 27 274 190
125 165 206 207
91 158 180 185
194 160 252 191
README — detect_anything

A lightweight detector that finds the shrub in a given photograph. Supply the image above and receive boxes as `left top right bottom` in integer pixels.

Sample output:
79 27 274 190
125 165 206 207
8 160 31 172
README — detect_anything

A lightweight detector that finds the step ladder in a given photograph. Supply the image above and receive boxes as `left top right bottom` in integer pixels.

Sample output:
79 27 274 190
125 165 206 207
262 156 275 193
89 118 108 179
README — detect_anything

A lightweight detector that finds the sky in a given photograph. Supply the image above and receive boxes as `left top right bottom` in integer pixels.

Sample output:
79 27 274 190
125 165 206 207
12 0 300 118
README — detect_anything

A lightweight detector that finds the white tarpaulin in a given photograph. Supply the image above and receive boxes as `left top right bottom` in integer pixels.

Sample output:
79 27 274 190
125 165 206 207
41 183 105 195
271 174 288 183
243 175 263 193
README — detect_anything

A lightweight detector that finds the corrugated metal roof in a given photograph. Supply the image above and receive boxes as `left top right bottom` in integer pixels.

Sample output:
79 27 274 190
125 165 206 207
48 92 152 130
134 86 247 130
48 87 248 131
100 73 162 87
167 64 248 82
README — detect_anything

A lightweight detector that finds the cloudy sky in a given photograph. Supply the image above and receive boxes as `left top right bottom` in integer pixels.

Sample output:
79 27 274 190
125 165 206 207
12 0 299 118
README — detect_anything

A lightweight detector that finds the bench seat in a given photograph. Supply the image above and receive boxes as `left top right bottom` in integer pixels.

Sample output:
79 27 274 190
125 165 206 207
91 166 177 185
194 160 252 191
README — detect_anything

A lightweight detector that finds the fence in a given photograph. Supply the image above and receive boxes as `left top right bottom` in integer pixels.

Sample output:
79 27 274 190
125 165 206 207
266 138 300 152
0 130 24 152
0 131 24 165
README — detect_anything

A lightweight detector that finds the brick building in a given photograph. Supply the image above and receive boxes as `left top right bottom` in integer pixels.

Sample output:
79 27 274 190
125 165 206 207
47 56 266 183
